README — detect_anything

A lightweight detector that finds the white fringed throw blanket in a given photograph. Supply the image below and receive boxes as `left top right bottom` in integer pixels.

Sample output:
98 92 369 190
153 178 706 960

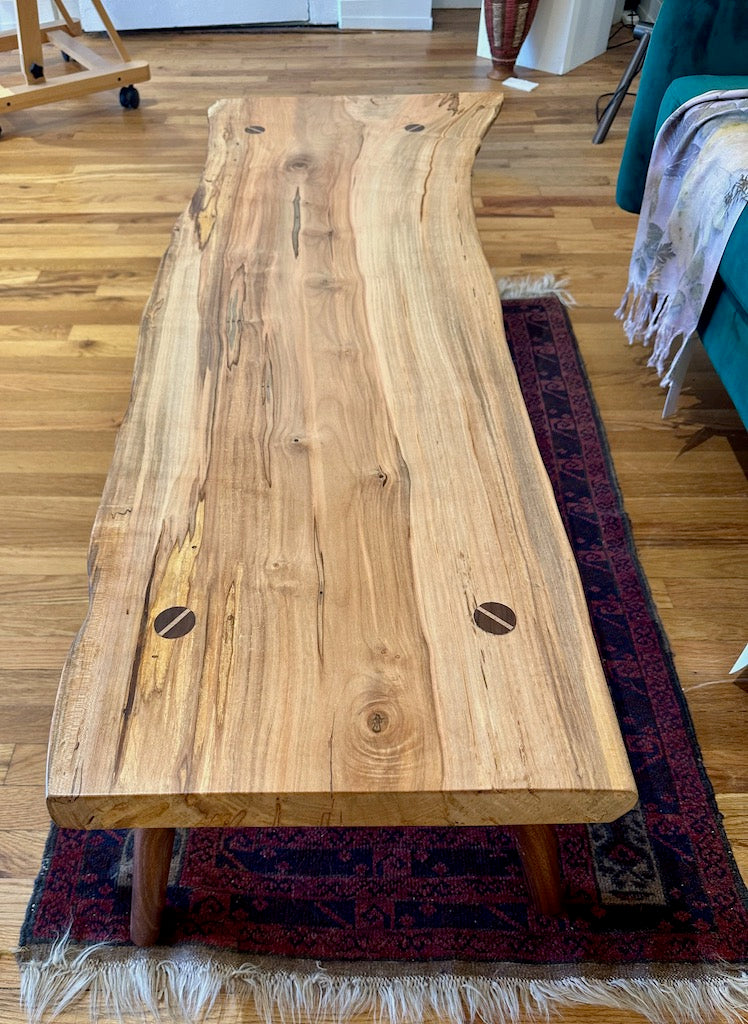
617 90 748 392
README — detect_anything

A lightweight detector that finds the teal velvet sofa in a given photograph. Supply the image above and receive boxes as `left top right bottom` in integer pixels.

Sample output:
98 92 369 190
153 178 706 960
616 0 748 427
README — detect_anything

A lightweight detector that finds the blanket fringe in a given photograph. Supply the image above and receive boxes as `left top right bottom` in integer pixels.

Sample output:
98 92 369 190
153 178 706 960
17 938 748 1024
496 272 576 307
615 284 693 381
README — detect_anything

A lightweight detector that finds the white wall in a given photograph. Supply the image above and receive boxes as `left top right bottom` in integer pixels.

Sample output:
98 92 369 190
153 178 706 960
310 0 338 21
637 0 662 20
0 0 432 35
75 0 431 32
0 0 69 31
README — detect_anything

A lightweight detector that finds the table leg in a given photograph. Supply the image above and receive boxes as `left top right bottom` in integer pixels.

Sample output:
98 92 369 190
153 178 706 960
512 824 562 915
130 827 175 946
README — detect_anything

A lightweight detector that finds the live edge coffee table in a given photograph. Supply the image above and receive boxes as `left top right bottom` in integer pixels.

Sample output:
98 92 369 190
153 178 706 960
46 92 637 947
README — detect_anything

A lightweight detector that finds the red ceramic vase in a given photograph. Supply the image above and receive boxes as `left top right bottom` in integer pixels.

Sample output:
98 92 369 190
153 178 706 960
484 0 541 79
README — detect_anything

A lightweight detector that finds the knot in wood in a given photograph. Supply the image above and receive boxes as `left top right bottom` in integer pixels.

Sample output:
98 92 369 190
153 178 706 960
367 710 389 734
286 155 313 172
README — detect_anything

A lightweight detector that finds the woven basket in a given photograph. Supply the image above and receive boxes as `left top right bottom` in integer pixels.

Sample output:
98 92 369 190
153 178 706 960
484 0 541 75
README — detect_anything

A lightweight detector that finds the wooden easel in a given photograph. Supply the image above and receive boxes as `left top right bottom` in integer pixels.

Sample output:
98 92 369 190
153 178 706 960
0 0 149 129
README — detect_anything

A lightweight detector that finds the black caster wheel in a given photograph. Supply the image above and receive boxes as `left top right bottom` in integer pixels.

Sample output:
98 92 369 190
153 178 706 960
119 85 140 110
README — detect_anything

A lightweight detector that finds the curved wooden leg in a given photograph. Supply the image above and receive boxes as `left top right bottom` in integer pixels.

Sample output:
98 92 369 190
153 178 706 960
512 824 562 915
130 827 175 946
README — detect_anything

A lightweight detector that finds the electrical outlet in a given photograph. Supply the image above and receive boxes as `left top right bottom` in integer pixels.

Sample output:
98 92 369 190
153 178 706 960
621 11 640 25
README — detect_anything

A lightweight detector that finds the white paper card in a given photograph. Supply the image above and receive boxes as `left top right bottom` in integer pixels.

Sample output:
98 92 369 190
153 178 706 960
502 77 539 92
730 643 748 675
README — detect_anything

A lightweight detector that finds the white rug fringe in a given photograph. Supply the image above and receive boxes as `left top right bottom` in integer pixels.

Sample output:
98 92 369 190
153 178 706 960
17 937 748 1024
496 273 576 307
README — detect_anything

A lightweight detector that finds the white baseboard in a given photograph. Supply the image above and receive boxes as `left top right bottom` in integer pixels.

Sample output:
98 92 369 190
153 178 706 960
339 16 433 28
338 0 432 29
433 1 481 7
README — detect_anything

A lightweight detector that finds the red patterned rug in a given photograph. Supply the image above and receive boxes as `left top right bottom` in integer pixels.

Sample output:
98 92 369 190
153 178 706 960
18 297 748 1022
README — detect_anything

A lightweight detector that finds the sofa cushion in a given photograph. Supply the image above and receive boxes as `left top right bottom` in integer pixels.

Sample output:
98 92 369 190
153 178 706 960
656 75 748 312
701 286 748 426
655 75 748 133
718 205 748 304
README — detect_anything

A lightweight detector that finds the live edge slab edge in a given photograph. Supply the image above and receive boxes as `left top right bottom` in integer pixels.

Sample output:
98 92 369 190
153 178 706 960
45 92 638 834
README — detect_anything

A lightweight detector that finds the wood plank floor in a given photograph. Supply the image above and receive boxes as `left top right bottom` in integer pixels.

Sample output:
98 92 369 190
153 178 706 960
1 12 746 1022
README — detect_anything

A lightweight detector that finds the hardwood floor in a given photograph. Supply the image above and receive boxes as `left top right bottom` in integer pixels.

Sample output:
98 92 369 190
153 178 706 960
0 12 746 1022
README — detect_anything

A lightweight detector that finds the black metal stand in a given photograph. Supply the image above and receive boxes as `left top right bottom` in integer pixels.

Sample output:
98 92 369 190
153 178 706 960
592 22 653 144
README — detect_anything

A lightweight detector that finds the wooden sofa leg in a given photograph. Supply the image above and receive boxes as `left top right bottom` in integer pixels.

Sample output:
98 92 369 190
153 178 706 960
130 827 175 946
512 824 562 915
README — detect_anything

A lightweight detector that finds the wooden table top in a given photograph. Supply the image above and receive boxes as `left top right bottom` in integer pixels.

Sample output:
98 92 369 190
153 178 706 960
46 93 637 830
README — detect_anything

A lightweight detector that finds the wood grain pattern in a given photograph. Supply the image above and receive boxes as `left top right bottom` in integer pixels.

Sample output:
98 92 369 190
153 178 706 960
46 92 636 831
11 0 45 84
0 15 746 1022
512 825 562 916
130 827 175 946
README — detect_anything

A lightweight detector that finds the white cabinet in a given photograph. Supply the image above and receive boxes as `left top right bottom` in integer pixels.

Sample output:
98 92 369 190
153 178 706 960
79 0 311 31
78 0 432 32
